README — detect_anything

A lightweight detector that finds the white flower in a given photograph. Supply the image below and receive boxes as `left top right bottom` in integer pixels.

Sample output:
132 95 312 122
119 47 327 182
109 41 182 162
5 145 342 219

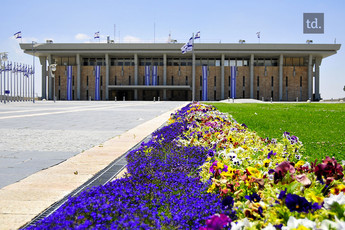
231 218 252 230
217 149 226 157
262 223 276 230
320 216 345 230
302 162 311 168
323 192 345 209
232 158 242 166
282 216 316 230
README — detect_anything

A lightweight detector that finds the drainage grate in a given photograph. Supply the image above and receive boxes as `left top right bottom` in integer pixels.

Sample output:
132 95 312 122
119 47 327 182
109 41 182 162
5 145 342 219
21 128 159 229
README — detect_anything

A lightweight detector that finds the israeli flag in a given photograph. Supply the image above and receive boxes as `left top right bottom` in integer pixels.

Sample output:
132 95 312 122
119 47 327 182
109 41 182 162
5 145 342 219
181 43 188 54
202 66 208 101
256 32 260 39
94 66 100 100
230 66 236 98
94 31 100 39
152 66 157 86
14 31 22 39
24 65 29 77
187 37 193 51
195 31 200 39
67 66 73 100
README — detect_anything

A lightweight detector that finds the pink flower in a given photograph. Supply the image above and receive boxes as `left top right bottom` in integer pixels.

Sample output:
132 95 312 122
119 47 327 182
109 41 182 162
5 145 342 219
273 161 295 183
295 174 312 187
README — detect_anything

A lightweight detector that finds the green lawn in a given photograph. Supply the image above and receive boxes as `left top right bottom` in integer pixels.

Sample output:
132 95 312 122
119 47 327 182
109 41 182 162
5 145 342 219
209 102 345 162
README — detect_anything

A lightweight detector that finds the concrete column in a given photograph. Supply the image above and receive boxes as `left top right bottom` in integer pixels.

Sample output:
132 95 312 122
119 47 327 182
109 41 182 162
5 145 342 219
279 54 284 101
163 53 167 100
76 54 81 100
314 57 322 100
192 53 195 101
39 56 47 100
308 54 313 100
250 54 254 98
221 54 225 100
134 54 138 100
105 54 109 100
47 54 53 100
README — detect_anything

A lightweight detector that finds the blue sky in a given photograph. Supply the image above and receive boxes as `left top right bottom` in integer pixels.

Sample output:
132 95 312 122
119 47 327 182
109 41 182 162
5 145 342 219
1 0 344 99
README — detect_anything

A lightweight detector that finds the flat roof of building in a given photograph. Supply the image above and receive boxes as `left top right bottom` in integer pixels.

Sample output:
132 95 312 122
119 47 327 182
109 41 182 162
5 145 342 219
20 43 341 59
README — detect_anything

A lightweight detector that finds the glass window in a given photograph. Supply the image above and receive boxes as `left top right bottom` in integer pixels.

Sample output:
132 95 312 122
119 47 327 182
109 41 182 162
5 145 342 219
286 76 288 87
201 59 208 66
257 76 259 86
208 59 215 66
215 60 221 66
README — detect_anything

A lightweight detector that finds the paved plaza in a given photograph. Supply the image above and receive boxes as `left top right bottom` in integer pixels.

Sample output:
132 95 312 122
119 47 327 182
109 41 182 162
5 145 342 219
0 100 187 189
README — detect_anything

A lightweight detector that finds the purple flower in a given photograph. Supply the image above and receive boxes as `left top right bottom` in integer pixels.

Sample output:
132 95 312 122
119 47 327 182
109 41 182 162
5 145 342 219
221 196 234 210
285 194 321 213
267 150 276 159
277 188 287 200
241 123 248 128
200 214 231 230
274 224 283 229
210 161 218 174
245 193 261 203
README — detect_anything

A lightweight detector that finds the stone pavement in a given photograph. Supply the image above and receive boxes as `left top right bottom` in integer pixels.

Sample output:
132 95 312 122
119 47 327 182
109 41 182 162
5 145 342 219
0 101 188 230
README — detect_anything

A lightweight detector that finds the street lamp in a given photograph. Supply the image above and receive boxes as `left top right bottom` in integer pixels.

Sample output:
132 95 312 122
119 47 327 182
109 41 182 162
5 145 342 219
32 41 37 103
1 52 8 62
49 64 57 102
1 52 9 104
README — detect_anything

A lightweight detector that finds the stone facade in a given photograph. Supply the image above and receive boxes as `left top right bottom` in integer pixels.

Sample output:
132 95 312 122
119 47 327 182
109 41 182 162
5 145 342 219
19 43 339 101
53 65 311 101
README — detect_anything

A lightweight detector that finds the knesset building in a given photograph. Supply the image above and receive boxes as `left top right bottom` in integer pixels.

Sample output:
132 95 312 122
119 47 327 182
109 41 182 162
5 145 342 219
20 42 340 101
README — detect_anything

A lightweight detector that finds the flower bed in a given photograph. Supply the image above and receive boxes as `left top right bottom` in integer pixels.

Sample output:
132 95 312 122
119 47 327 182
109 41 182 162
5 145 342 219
25 103 345 230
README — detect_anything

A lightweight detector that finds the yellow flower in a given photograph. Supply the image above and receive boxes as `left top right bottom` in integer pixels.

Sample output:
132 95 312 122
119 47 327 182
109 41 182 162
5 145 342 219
292 226 310 230
330 183 345 195
295 160 305 168
207 183 216 193
247 166 262 178
217 161 224 169
263 159 271 167
306 191 324 204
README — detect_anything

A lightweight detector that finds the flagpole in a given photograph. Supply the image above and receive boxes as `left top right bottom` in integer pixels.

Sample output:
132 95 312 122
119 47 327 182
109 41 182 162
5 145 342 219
192 33 195 102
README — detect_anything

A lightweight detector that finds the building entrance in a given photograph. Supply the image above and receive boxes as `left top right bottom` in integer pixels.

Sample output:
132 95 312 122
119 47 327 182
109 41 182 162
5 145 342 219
110 90 134 101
